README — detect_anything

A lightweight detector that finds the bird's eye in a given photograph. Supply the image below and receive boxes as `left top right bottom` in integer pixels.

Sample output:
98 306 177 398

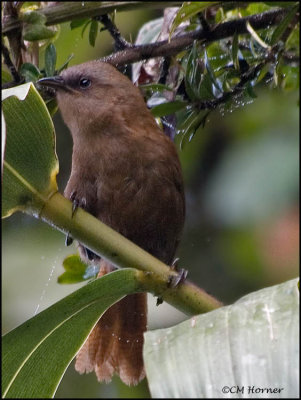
79 78 91 89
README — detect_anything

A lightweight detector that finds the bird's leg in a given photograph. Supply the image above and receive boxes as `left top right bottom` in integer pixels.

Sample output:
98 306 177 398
68 191 99 262
168 258 188 289
65 232 73 246
157 259 188 306
65 190 87 246
70 190 87 217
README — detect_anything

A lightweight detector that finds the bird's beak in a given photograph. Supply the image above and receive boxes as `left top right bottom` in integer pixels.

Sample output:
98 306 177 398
37 76 69 91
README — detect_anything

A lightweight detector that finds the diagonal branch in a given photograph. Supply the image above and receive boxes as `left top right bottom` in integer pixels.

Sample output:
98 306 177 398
101 8 289 67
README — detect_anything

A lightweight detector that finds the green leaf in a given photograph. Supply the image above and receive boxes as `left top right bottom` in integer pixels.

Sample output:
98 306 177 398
70 18 89 30
89 19 98 47
144 278 299 398
81 19 92 38
19 63 41 82
246 82 258 98
170 2 217 36
151 101 188 117
23 24 57 41
2 83 58 218
21 10 46 25
45 43 57 77
184 41 202 101
58 254 99 284
45 98 58 117
179 109 210 149
263 2 297 7
2 70 12 84
204 49 223 95
255 63 272 84
232 31 239 70
2 269 142 398
140 83 173 93
270 3 299 45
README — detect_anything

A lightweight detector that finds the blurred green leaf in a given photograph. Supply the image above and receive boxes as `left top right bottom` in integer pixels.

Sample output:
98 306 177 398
151 101 188 117
198 72 216 99
170 2 217 36
2 83 58 218
204 49 223 95
81 19 92 38
286 24 299 52
2 269 142 398
23 23 57 41
2 70 12 84
140 83 173 93
144 278 299 398
255 63 272 84
20 63 41 82
45 43 57 77
184 41 204 101
70 18 89 30
280 65 299 91
232 32 239 70
89 19 98 47
179 109 210 149
45 98 58 117
21 10 46 25
270 3 299 45
263 2 297 7
246 82 258 98
58 254 99 284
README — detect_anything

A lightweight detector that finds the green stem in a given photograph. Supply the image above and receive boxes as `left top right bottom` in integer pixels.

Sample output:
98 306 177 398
40 192 222 315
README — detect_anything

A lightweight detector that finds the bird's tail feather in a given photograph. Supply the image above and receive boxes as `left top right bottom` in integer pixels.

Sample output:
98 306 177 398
75 260 147 386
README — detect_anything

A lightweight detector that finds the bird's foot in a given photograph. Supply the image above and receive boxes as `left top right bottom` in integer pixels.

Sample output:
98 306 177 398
168 258 188 288
65 231 73 246
84 247 99 261
64 191 87 247
70 190 87 217
156 297 163 306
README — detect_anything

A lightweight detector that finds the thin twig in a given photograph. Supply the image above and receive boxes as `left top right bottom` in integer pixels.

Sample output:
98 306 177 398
95 14 132 51
1 41 23 84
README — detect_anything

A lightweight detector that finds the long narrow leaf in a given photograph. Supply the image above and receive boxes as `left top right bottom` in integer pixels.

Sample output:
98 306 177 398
2 269 142 398
270 3 299 45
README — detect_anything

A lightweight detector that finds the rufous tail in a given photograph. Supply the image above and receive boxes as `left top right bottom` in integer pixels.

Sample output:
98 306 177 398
75 261 147 386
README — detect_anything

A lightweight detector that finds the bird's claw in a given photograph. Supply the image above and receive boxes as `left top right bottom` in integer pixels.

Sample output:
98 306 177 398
171 257 180 270
168 268 188 289
70 191 87 217
65 232 73 246
156 296 163 306
85 247 99 261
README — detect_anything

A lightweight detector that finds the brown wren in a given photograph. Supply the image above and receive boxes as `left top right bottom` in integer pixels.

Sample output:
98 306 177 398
38 60 185 385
